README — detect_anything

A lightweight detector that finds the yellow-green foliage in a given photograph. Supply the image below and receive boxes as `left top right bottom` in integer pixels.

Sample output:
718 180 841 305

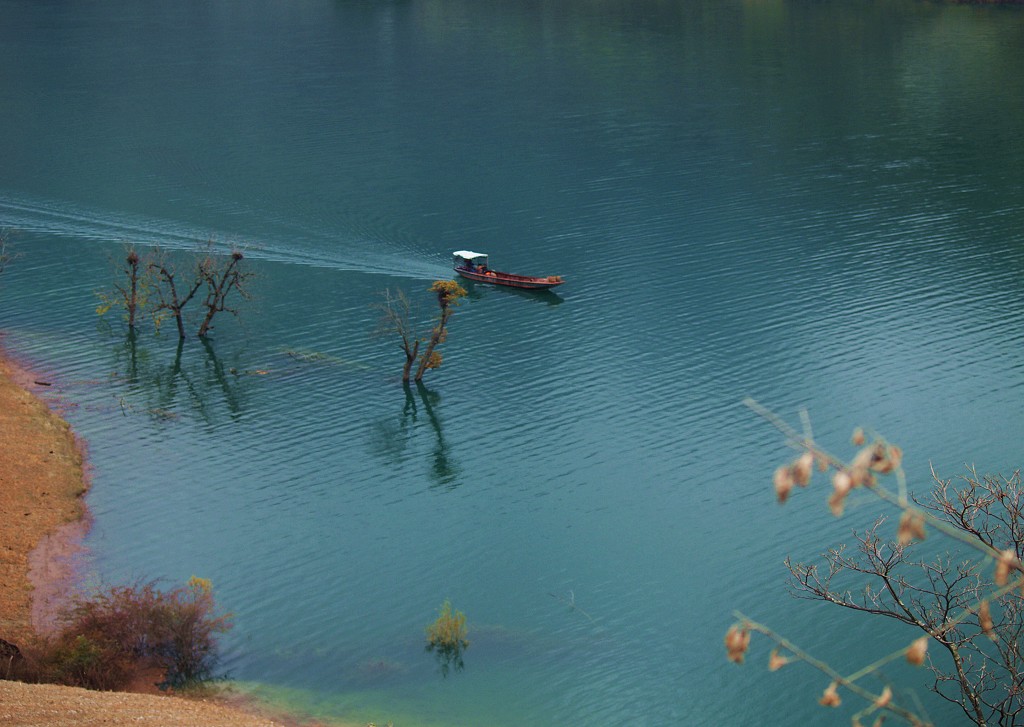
188 575 214 598
429 280 467 309
95 247 156 328
426 599 469 652
423 351 443 370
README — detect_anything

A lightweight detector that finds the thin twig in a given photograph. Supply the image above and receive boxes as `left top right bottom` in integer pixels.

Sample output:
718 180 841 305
734 611 932 725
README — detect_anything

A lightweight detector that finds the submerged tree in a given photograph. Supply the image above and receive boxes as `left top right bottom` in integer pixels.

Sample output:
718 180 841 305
0 229 12 277
0 230 16 306
149 248 204 340
727 402 1024 727
375 288 421 382
196 250 252 338
414 280 467 382
98 242 252 340
376 280 467 383
96 246 149 330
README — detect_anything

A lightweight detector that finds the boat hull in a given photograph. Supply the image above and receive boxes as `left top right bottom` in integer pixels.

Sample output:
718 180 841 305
455 268 564 290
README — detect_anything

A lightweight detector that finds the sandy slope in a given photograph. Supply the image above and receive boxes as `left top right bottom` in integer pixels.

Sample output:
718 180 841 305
0 680 289 727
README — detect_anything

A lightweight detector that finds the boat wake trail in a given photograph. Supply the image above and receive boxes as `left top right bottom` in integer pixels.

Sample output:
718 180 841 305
0 192 448 281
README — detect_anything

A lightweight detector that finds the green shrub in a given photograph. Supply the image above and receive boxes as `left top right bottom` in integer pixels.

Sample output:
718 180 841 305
425 599 468 677
49 634 132 690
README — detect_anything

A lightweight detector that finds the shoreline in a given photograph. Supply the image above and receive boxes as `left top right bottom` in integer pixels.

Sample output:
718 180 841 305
1 342 93 636
0 340 89 645
0 338 341 726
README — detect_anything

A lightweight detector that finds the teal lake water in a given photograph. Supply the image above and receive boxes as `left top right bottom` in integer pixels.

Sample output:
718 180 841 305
3 1 1024 723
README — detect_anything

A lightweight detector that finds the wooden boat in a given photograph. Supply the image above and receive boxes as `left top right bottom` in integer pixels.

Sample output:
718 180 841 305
452 251 565 290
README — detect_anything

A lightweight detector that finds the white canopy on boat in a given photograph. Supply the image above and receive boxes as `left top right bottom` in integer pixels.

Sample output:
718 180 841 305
452 250 487 260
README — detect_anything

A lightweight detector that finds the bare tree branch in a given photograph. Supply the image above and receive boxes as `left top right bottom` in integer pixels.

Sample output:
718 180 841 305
729 403 1024 726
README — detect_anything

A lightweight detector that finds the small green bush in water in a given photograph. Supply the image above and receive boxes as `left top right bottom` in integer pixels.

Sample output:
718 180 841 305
426 600 469 676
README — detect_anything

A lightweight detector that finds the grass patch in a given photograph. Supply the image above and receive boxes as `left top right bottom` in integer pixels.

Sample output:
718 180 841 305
425 600 469 677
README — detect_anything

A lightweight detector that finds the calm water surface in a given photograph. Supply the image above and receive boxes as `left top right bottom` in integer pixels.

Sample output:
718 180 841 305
3 1 1024 724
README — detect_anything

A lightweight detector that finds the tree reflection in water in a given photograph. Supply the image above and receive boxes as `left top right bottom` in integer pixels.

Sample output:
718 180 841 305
109 333 251 425
369 382 461 490
407 382 460 489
